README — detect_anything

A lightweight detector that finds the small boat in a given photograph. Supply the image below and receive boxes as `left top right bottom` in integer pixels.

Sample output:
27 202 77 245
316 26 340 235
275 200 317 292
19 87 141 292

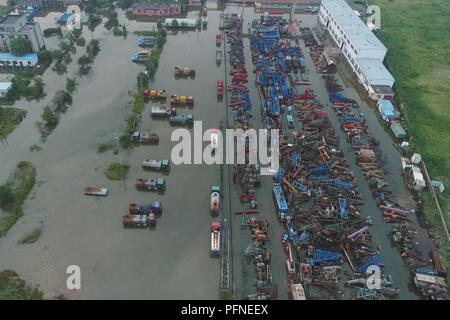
216 50 222 64
84 187 108 196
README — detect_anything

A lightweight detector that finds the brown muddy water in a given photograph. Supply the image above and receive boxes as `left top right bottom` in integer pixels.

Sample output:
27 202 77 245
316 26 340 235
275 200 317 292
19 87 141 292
0 2 427 300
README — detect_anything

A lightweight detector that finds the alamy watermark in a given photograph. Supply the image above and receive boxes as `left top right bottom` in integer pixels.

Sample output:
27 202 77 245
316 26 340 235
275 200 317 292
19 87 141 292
366 5 381 30
170 121 279 175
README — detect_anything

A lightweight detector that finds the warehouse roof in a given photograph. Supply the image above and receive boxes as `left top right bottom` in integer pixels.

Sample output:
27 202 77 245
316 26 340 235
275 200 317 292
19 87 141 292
357 58 394 86
322 0 386 53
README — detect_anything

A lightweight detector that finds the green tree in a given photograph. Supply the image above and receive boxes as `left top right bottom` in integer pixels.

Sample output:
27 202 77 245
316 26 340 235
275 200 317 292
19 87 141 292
66 78 77 93
171 19 179 28
37 50 53 65
86 39 100 57
0 184 14 209
9 38 32 56
41 107 58 128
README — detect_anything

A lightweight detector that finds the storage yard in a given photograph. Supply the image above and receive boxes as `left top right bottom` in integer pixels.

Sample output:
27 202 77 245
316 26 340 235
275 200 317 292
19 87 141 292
0 1 447 300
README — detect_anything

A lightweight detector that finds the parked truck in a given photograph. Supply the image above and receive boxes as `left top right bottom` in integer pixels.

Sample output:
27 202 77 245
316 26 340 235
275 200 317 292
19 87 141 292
210 222 221 257
129 202 162 215
169 114 193 127
132 132 159 144
210 185 220 215
138 37 155 47
170 95 194 106
135 177 166 191
132 50 149 62
142 159 171 172
122 213 156 227
151 106 176 118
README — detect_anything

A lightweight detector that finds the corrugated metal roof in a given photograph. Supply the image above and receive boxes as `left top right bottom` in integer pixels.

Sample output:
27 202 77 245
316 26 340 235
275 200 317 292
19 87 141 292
378 99 395 111
322 0 386 53
0 53 37 60
357 58 395 86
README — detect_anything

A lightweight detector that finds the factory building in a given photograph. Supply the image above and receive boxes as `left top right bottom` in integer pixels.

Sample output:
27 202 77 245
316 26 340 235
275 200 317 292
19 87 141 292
318 0 395 100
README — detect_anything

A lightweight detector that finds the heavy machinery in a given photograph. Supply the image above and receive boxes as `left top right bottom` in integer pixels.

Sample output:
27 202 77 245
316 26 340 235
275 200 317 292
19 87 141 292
174 66 196 77
135 178 166 192
144 89 167 100
170 95 194 106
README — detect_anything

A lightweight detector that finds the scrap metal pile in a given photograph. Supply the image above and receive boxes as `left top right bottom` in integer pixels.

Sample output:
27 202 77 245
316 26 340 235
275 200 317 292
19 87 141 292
304 32 447 299
244 215 278 300
249 18 400 300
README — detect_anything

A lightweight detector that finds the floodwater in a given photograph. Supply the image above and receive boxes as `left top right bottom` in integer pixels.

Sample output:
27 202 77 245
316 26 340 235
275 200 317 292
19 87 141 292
0 2 430 300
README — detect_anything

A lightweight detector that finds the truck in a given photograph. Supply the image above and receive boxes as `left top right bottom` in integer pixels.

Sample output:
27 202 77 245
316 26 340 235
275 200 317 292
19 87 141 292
135 177 166 191
129 202 162 215
142 159 171 172
169 114 193 127
216 33 221 47
84 187 108 196
132 132 159 144
286 113 294 129
122 213 156 227
174 66 196 77
170 95 194 106
210 185 220 215
217 80 223 97
273 183 288 221
210 222 221 257
144 89 167 100
151 106 175 118
216 50 222 65
138 37 155 47
132 50 149 62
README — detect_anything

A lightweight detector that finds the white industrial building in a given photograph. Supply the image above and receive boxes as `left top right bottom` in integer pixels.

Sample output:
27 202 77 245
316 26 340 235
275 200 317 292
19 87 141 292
318 0 395 100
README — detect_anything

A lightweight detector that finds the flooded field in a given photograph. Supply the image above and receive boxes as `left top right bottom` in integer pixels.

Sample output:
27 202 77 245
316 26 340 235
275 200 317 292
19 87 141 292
0 2 430 300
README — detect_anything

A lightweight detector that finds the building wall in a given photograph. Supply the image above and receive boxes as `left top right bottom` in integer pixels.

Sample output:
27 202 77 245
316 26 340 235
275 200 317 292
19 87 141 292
0 16 44 53
131 6 181 16
318 1 389 91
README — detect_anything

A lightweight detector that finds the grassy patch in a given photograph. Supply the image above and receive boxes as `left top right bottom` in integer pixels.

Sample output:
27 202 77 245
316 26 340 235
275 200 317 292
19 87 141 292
19 228 42 244
133 92 145 114
0 108 27 139
133 30 158 37
97 143 114 153
0 270 43 300
0 5 14 17
29 144 41 152
105 163 129 180
0 162 37 237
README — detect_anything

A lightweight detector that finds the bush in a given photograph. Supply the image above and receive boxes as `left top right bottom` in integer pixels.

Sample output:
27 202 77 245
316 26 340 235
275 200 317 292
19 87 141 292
43 27 62 38
98 143 113 153
0 185 14 210
105 163 129 180
76 37 86 46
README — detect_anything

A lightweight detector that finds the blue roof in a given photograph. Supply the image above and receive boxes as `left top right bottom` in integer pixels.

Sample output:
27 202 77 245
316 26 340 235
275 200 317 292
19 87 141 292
57 12 73 23
0 53 37 60
378 99 395 111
